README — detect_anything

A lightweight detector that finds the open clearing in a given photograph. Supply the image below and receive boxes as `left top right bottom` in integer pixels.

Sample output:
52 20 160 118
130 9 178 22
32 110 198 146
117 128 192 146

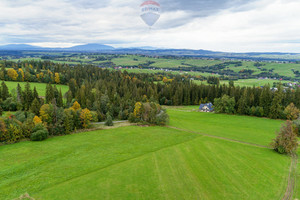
3 81 69 96
193 79 291 87
0 108 294 199
168 108 283 146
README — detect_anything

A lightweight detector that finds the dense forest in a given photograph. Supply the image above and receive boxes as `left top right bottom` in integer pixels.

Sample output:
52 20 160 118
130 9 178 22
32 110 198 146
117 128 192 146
0 60 299 144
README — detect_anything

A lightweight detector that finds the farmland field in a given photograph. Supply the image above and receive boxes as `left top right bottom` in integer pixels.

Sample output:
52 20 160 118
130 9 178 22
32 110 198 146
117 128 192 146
193 79 291 87
168 108 283 146
3 81 69 96
0 108 294 200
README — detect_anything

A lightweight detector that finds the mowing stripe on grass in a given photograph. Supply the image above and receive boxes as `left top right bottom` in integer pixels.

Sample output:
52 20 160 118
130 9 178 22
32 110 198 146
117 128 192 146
34 135 203 194
167 126 270 149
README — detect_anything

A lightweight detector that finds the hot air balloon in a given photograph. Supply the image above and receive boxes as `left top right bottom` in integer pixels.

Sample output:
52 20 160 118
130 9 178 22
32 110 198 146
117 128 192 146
140 1 161 27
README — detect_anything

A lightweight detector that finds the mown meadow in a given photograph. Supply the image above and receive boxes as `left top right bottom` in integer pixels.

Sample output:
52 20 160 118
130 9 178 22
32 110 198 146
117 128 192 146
0 107 294 200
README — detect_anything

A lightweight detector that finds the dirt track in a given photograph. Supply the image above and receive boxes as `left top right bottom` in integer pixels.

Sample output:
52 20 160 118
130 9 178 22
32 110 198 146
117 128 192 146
282 154 298 200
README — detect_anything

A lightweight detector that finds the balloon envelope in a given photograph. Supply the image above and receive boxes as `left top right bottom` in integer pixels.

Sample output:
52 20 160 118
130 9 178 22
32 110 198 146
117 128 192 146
140 1 160 27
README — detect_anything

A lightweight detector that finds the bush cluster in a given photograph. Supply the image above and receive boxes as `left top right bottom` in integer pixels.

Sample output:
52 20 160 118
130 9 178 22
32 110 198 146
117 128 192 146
129 102 169 125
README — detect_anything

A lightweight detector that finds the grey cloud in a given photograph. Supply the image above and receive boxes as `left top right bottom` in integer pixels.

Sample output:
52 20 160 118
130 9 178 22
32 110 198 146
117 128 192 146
161 0 258 16
64 0 110 9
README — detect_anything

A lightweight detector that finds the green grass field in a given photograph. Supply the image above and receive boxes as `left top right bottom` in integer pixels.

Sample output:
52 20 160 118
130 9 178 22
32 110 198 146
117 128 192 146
193 79 291 87
0 108 294 200
168 109 283 146
4 81 69 97
295 149 300 199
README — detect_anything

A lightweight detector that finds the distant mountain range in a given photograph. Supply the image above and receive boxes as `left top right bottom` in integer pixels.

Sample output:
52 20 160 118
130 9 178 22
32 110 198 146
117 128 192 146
0 43 115 51
0 43 300 61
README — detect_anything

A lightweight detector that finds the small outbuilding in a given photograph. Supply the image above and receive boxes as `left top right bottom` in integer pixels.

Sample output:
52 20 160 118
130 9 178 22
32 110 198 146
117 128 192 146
199 103 214 112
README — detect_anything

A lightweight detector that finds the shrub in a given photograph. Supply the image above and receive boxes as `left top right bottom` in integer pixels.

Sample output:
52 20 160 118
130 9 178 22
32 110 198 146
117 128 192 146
284 103 300 120
22 119 35 138
105 113 114 126
293 119 300 136
33 123 47 133
155 111 169 126
90 111 98 122
271 121 298 154
214 95 235 114
129 113 138 123
30 129 48 141
130 102 169 126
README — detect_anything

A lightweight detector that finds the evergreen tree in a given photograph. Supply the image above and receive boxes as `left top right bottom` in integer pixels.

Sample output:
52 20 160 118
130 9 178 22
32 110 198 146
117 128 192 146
57 89 63 108
237 90 249 115
269 85 284 119
30 98 41 115
46 84 54 104
33 86 39 100
259 85 272 117
105 112 114 126
23 82 33 111
16 83 22 102
66 91 73 107
1 82 9 101
68 78 77 98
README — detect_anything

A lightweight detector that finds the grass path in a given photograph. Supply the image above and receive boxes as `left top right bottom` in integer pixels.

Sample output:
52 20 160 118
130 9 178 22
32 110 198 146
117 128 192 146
282 154 298 200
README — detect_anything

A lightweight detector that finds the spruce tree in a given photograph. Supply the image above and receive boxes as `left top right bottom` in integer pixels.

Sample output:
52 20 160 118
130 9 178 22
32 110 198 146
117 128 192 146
30 98 41 115
259 84 272 117
33 86 39 100
46 84 54 104
57 89 63 108
17 83 22 102
24 82 33 111
269 85 284 119
105 112 114 126
1 82 9 101
237 90 249 115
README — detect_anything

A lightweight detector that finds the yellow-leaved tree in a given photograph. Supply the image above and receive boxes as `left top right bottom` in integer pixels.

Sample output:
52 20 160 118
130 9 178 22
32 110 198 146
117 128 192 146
33 116 42 125
72 101 81 111
133 102 142 119
7 69 18 81
80 108 92 129
55 73 60 84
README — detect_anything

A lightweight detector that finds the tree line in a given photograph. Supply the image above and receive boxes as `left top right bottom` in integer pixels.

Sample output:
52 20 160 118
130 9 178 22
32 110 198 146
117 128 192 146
0 60 300 145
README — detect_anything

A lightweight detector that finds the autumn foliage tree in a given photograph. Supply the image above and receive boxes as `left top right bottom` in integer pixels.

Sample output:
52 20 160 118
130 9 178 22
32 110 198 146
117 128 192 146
33 116 42 125
72 101 81 111
271 121 298 154
7 68 18 81
54 73 60 84
80 108 92 129
284 103 300 120
130 102 169 125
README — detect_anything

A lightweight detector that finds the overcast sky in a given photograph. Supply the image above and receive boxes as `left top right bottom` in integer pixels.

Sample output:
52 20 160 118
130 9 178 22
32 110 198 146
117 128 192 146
0 0 300 52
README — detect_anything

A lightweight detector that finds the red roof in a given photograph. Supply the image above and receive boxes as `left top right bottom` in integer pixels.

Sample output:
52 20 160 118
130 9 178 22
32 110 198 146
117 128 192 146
141 1 160 7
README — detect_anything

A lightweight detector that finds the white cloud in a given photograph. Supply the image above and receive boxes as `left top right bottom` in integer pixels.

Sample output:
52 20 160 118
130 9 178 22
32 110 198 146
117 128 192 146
0 0 300 52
